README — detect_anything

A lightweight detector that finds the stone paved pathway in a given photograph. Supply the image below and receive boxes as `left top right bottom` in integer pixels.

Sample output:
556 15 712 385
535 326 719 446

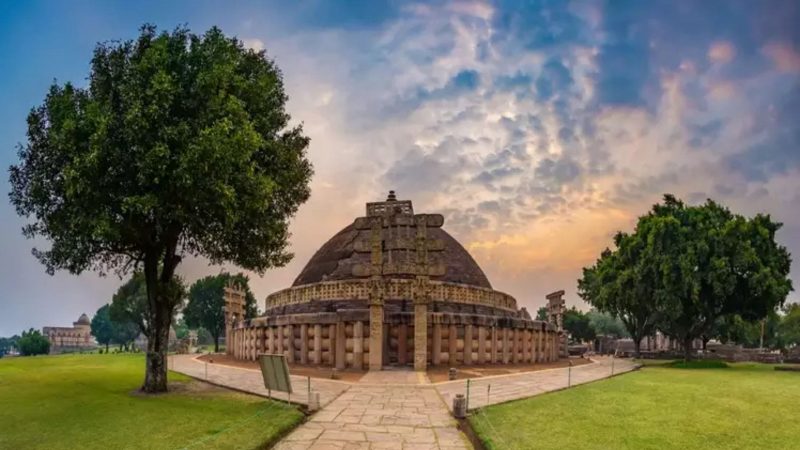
275 383 470 450
170 356 639 449
169 354 349 407
435 356 639 411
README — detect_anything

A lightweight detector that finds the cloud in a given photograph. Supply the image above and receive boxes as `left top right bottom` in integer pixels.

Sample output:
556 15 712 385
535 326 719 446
708 41 736 64
241 38 265 51
763 42 800 72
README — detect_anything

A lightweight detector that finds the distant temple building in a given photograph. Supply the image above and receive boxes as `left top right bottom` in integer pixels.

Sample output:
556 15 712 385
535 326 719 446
43 313 96 353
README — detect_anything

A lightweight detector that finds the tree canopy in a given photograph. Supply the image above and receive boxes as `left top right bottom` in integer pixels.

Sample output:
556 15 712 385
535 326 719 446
586 310 629 338
91 305 115 351
8 25 312 392
580 194 793 358
563 307 596 343
578 232 660 356
17 329 50 356
183 272 257 352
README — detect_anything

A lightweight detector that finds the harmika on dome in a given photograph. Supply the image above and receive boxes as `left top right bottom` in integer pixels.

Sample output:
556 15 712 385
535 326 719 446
224 192 567 371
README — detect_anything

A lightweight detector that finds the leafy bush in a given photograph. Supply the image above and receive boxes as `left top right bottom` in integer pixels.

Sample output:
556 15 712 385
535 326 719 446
17 329 50 356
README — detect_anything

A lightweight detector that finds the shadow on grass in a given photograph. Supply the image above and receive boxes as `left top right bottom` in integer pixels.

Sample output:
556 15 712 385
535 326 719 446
666 360 729 369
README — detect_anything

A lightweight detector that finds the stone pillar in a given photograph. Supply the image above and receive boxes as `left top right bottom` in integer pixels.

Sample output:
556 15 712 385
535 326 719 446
335 321 346 370
502 328 510 364
276 325 284 356
286 325 295 363
512 329 519 363
314 324 322 365
536 328 543 362
414 304 428 371
300 324 309 364
223 282 245 357
256 327 264 359
328 324 337 365
477 326 486 364
267 326 274 354
525 330 532 362
353 320 364 370
432 322 442 366
448 324 458 366
491 326 498 363
412 215 430 371
368 305 384 371
368 215 384 371
464 324 473 365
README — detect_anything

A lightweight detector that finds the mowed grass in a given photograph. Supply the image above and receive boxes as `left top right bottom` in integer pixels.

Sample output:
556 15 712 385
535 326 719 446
0 353 303 450
469 362 800 450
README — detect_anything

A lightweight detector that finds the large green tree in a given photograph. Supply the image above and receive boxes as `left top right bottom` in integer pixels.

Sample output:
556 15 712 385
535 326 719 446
779 303 800 349
183 272 257 352
8 25 312 392
578 232 661 357
563 307 596 343
647 196 792 358
0 336 20 357
91 305 115 352
17 329 50 356
110 271 185 345
586 309 629 338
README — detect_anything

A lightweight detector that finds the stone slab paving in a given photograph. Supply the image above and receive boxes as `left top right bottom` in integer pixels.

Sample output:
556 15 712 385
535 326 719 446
169 354 350 407
170 355 638 449
435 357 639 411
275 383 471 450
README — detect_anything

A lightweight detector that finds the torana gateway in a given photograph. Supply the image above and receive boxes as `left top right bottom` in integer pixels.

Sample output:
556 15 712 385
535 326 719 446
225 192 566 371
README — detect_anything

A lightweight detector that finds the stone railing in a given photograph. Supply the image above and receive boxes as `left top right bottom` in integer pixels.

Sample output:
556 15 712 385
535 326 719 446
265 279 518 311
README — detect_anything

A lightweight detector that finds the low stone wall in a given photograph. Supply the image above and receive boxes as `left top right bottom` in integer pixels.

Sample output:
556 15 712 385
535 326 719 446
228 313 561 368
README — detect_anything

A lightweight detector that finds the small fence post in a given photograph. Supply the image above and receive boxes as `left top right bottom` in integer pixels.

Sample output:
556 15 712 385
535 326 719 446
611 352 616 376
466 379 471 412
568 359 573 387
487 384 491 405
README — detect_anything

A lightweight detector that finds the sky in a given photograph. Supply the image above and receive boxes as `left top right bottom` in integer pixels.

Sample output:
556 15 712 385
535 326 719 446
0 0 798 336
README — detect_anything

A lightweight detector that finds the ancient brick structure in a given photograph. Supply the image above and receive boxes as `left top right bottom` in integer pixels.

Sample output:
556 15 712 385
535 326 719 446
43 313 95 353
226 192 562 370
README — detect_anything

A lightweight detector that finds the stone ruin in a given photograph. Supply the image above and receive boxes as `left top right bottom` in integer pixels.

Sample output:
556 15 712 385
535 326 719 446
225 192 564 371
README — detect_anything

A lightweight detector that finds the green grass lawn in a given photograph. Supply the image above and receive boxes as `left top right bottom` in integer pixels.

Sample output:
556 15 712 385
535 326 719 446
469 362 800 450
0 353 303 450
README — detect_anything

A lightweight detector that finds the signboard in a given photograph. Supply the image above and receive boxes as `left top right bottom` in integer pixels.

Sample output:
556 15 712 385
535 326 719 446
258 354 293 394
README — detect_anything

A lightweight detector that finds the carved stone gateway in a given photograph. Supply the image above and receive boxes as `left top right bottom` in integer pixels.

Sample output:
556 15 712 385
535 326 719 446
227 192 563 370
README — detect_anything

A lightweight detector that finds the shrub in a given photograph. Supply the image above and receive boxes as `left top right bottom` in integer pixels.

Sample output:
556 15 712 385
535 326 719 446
17 329 50 356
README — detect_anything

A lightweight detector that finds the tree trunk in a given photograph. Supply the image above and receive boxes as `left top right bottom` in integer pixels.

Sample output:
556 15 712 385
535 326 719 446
142 301 171 393
141 254 174 393
634 338 641 358
683 337 694 361
214 335 219 353
105 342 109 352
